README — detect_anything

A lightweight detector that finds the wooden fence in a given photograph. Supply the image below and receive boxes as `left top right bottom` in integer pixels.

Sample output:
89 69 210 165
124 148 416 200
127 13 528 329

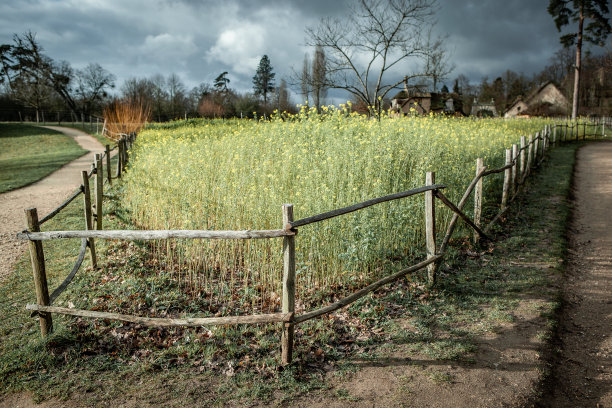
17 119 608 365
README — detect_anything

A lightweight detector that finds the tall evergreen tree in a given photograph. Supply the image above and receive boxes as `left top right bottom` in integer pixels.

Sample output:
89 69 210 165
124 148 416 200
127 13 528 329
214 71 230 92
548 0 611 119
252 55 275 108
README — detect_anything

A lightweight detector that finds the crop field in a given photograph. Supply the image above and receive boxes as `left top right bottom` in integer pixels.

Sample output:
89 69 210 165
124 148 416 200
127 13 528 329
122 107 549 310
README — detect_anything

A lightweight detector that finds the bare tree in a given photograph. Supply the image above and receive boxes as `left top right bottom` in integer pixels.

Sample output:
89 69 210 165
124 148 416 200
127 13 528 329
2 32 77 115
167 73 187 118
312 45 327 109
275 78 292 112
300 53 311 105
305 0 440 115
75 63 115 115
423 29 454 91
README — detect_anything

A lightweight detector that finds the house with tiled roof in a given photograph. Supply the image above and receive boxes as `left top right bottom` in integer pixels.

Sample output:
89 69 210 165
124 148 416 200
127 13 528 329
504 82 569 118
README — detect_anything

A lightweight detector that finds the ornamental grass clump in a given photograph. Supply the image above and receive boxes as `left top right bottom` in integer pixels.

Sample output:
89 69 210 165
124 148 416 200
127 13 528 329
121 106 549 311
103 98 151 141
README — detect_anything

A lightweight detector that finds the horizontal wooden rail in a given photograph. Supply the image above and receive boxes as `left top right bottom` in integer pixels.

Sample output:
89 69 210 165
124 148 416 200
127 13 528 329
17 229 296 241
433 190 490 241
26 304 293 327
49 238 88 304
438 165 489 255
39 186 84 225
481 164 512 177
290 184 447 228
293 254 443 324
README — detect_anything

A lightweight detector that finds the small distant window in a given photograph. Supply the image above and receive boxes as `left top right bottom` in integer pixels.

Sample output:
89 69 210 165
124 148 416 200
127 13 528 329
517 106 521 111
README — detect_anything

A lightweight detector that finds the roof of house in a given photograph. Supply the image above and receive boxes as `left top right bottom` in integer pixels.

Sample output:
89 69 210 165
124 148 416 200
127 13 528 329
505 81 567 114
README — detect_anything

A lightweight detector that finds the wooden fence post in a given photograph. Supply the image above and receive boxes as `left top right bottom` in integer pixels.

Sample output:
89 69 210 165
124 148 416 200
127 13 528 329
116 141 123 179
425 172 436 286
501 149 512 211
105 145 112 185
527 134 533 173
552 124 557 146
519 136 526 177
511 144 518 194
281 204 296 365
25 208 53 337
95 154 103 230
534 132 540 164
81 171 97 269
473 158 483 244
583 122 586 140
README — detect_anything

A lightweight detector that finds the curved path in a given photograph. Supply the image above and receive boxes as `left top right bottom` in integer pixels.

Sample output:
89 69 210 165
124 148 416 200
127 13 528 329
0 126 106 282
542 141 612 406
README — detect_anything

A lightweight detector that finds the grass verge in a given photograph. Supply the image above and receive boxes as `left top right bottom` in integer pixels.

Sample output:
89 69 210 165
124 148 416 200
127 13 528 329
0 141 580 406
0 123 87 193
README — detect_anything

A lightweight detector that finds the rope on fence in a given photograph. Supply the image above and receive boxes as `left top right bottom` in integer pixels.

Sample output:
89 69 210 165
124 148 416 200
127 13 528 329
48 238 88 305
38 186 84 225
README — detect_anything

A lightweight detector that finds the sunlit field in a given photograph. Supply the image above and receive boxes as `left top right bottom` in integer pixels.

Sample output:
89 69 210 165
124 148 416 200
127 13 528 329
122 107 549 309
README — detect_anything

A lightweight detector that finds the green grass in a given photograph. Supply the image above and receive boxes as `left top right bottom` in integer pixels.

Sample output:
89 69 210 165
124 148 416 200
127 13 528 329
0 123 87 193
0 135 582 406
62 123 115 147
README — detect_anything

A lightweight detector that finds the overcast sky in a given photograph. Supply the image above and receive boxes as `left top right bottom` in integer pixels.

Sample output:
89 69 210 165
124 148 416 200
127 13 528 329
1 0 609 104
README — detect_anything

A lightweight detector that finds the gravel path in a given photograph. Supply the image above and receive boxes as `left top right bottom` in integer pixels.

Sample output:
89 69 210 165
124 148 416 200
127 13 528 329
0 126 105 282
541 141 612 406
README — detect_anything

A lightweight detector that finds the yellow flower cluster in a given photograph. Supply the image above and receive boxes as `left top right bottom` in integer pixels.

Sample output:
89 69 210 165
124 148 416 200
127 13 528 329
122 109 549 303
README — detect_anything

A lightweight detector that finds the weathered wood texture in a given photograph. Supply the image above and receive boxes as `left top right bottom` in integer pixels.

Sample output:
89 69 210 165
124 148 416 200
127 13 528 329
281 204 296 365
116 140 123 178
519 136 526 177
105 145 112 185
25 304 293 327
527 134 534 171
501 149 512 211
17 229 296 241
434 191 489 241
511 144 518 195
81 171 97 269
425 172 436 285
439 164 489 255
294 255 443 324
95 154 103 230
290 184 446 228
473 158 483 243
25 208 53 336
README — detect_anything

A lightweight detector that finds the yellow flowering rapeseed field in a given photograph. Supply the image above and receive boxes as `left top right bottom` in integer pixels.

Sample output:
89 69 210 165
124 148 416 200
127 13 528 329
122 106 549 307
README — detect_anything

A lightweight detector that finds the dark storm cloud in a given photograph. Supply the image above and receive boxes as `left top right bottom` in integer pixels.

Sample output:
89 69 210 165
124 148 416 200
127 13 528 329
436 0 564 83
1 0 606 102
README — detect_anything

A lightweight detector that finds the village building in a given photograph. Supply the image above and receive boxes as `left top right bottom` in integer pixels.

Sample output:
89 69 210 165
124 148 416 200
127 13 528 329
391 91 463 116
471 99 498 117
504 82 569 118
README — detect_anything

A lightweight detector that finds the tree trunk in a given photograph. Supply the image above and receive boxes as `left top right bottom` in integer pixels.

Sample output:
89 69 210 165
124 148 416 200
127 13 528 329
572 4 584 120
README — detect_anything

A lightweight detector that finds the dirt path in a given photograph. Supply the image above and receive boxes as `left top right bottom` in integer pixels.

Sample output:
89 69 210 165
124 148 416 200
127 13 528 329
540 142 612 406
0 126 105 282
